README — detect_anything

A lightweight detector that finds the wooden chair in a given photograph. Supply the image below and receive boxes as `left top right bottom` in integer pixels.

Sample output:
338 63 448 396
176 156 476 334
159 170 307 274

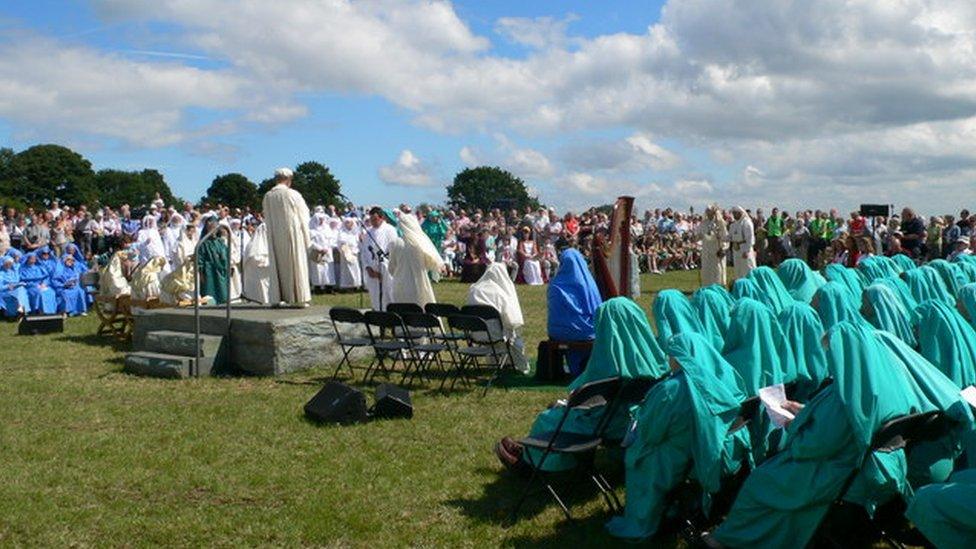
94 294 131 339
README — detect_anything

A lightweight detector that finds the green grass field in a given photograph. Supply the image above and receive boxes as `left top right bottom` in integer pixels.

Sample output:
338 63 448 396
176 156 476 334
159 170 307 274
0 271 700 547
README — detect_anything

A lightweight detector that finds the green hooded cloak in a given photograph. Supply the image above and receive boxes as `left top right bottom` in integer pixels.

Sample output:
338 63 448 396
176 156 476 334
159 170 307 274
906 469 976 549
692 286 732 351
824 263 865 304
197 237 229 304
892 254 917 273
777 258 826 303
916 300 976 389
928 259 967 298
814 281 871 330
747 266 795 314
731 277 764 302
778 303 829 402
905 266 955 308
874 275 919 313
652 289 705 347
863 284 918 347
959 283 976 329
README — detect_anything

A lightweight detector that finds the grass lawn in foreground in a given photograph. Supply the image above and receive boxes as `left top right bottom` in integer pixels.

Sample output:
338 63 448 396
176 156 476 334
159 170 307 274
0 271 700 547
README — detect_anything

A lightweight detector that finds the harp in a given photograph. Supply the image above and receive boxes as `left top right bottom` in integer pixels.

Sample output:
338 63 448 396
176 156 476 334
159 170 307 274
591 196 635 300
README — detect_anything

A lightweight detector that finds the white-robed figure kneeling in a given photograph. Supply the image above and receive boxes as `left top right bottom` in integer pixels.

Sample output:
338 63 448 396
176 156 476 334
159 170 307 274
131 256 166 304
242 223 272 304
337 217 362 289
387 211 443 309
308 212 336 289
466 262 529 373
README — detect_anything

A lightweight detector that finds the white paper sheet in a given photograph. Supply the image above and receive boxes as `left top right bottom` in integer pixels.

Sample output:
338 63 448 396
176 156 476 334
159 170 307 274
759 383 795 428
961 386 976 409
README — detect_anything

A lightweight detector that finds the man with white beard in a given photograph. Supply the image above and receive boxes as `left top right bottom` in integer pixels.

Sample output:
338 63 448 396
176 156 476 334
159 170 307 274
387 211 443 309
728 206 757 281
261 168 312 307
362 206 397 310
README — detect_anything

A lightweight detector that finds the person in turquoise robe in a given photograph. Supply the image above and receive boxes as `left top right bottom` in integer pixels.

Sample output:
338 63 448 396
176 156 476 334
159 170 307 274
513 297 669 472
51 254 88 316
777 258 825 303
747 266 795 314
547 249 603 375
892 254 917 273
857 256 887 283
18 252 56 314
692 286 732 350
905 266 955 308
915 300 976 389
862 283 917 347
874 275 919 313
730 277 763 302
954 259 976 285
652 289 705 347
710 323 924 548
813 281 870 329
420 211 448 252
0 256 29 317
196 220 230 304
824 263 865 304
906 469 976 549
928 259 967 297
777 303 828 402
958 283 976 329
606 332 751 541
700 283 736 309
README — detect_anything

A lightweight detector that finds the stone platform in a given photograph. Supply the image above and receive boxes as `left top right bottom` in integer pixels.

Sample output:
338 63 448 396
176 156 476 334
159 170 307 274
131 304 366 376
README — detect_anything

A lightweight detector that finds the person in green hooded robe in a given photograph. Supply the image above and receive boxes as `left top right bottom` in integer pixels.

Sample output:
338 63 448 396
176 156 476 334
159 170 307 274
730 277 764 303
874 275 919 313
955 259 976 285
905 266 955 308
605 332 752 541
906 469 976 549
746 266 795 315
498 297 669 473
824 263 865 304
420 210 448 252
196 219 229 304
692 286 733 351
892 253 917 273
777 303 829 402
862 283 917 347
916 300 976 389
777 258 826 303
928 259 967 298
700 283 736 309
958 283 976 329
813 281 871 330
709 323 924 548
652 289 706 347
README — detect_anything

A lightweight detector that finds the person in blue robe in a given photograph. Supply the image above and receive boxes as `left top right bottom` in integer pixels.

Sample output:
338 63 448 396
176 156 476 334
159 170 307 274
18 253 56 314
0 256 29 317
51 254 88 316
546 248 603 376
652 289 706 347
37 246 58 274
605 332 751 540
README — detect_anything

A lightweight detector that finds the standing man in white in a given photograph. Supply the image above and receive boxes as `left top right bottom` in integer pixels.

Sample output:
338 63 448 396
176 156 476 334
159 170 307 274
388 211 443 309
362 206 397 310
262 168 312 307
728 206 757 281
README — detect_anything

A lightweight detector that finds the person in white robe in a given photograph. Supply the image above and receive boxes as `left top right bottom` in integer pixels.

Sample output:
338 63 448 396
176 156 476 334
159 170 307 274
242 223 271 304
362 207 398 310
136 215 166 267
466 262 529 373
698 204 728 287
162 213 185 268
219 218 243 302
262 168 312 306
99 249 132 312
308 212 337 290
131 256 166 303
387 211 443 309
728 206 757 281
337 217 362 289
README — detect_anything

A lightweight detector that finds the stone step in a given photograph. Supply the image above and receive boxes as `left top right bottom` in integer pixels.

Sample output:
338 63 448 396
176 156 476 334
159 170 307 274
124 351 214 379
143 330 225 358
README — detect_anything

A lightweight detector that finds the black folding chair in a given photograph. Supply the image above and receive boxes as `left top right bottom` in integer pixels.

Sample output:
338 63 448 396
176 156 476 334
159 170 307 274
425 303 465 362
512 376 624 522
385 303 426 339
328 307 371 380
460 303 517 376
401 312 454 387
362 311 416 383
448 314 510 395
818 410 959 548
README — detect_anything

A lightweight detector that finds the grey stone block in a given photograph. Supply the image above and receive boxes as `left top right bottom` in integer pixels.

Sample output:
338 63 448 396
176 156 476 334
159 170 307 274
124 351 214 378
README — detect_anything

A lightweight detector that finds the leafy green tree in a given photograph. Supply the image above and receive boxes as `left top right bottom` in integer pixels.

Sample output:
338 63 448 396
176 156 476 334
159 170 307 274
6 144 97 207
446 166 539 211
94 169 177 208
203 173 259 210
257 161 346 209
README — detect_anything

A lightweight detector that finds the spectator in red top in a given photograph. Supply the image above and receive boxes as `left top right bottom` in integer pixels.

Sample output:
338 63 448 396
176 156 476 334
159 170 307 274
564 212 579 237
848 211 866 236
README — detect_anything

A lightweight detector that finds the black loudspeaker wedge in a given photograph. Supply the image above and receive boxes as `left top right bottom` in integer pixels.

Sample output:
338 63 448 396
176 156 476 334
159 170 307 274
304 382 368 425
372 384 413 419
18 314 65 335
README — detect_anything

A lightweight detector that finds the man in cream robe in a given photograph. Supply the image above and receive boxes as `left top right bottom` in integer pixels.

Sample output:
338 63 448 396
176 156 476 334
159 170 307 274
728 206 756 281
337 217 362 289
243 223 271 304
387 211 443 309
262 168 312 306
362 207 397 310
698 205 728 287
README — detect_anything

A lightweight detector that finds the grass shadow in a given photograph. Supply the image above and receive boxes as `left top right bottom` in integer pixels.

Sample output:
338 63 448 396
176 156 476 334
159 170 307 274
56 333 130 353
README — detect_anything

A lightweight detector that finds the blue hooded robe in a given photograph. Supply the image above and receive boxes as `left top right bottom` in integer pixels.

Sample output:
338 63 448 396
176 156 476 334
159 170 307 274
18 253 57 314
546 248 602 376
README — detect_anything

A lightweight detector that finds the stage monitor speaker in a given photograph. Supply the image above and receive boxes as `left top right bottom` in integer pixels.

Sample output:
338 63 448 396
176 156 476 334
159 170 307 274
18 314 64 336
372 384 413 419
304 382 368 425
860 204 890 217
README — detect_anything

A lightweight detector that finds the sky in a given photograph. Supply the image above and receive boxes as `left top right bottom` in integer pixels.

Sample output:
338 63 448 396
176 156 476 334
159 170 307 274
2 0 976 214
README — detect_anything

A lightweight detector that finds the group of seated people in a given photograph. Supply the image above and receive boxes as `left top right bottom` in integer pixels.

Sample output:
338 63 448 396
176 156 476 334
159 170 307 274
0 244 91 318
493 248 976 547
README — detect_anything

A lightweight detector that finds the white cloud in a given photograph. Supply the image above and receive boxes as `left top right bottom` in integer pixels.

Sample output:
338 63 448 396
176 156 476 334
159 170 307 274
458 146 480 167
561 132 681 173
495 15 578 50
378 149 435 187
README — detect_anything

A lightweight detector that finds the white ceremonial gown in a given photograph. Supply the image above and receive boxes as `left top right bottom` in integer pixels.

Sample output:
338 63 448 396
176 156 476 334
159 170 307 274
337 228 362 289
698 217 728 286
362 221 398 310
728 216 757 281
466 262 529 373
242 224 272 304
309 215 337 287
262 184 312 305
387 213 443 309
